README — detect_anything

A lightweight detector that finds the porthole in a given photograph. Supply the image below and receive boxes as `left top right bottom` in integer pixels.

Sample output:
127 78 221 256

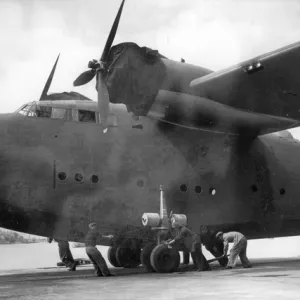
137 179 144 188
251 185 258 192
180 184 188 192
209 188 216 195
280 188 285 195
90 175 99 184
58 172 67 181
195 186 202 194
75 173 84 183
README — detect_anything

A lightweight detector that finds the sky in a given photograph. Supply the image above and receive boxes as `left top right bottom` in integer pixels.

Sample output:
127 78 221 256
1 0 300 136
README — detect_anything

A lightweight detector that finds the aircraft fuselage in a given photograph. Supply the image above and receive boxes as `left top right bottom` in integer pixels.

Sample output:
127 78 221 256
0 106 300 244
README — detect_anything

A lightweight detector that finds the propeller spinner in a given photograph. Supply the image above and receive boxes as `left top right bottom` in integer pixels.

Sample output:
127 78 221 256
73 0 125 131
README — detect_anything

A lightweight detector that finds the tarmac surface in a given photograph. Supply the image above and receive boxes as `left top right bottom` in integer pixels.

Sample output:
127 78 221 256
1 258 300 300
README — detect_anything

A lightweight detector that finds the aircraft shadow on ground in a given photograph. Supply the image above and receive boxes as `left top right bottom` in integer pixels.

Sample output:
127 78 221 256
1 258 300 283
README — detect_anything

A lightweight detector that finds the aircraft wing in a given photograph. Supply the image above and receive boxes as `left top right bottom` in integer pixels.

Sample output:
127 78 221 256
151 90 298 136
190 41 300 123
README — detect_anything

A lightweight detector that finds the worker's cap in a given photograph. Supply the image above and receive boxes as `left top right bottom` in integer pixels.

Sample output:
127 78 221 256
216 231 223 238
89 222 97 229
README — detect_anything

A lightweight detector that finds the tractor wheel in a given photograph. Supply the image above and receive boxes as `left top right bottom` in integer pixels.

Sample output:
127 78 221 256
140 242 156 272
205 242 228 267
150 244 180 273
107 246 122 267
116 239 141 268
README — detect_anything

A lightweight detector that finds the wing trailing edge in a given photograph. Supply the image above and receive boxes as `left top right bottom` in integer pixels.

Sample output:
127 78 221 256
189 40 300 124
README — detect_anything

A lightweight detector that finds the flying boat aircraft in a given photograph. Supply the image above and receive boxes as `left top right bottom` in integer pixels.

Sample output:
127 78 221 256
1 0 300 273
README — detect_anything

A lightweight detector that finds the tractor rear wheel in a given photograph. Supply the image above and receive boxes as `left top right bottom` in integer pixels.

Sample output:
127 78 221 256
107 246 122 267
116 239 141 268
140 242 156 272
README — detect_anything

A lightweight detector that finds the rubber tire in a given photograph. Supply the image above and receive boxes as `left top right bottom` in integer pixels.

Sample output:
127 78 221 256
107 246 122 268
116 240 141 268
150 244 180 273
205 242 228 267
140 243 156 272
214 239 229 267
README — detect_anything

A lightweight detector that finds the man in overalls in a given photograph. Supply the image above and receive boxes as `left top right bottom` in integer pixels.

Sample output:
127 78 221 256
216 231 252 269
166 217 210 271
85 222 114 277
47 238 77 271
167 225 190 266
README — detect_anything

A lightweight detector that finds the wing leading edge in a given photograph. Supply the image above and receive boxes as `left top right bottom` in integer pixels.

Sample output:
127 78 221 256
150 90 299 137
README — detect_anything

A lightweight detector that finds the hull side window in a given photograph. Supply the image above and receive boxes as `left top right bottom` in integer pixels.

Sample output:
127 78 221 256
36 105 52 118
52 108 66 119
78 110 96 123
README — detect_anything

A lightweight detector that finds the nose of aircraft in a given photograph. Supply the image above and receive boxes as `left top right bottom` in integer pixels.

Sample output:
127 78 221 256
0 113 30 228
0 113 17 149
0 112 15 153
0 114 14 226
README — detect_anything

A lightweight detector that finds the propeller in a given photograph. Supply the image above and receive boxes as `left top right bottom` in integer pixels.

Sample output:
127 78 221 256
73 68 96 86
40 53 60 100
73 0 125 130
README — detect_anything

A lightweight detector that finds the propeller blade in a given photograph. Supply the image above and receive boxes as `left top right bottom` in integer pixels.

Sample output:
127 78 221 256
100 0 125 63
40 53 60 100
97 72 110 131
73 70 96 86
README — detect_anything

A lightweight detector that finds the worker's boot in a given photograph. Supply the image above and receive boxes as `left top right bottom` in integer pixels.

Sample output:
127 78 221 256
225 266 232 270
95 267 103 276
68 262 77 271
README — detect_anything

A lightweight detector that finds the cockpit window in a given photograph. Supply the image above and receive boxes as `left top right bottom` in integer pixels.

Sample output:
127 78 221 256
17 105 27 115
78 110 96 123
17 103 99 124
51 108 66 119
17 104 36 116
36 105 52 118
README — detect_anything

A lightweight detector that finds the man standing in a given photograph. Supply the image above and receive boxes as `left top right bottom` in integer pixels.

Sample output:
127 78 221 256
47 238 77 271
85 222 114 277
166 218 210 271
216 231 252 269
169 226 190 266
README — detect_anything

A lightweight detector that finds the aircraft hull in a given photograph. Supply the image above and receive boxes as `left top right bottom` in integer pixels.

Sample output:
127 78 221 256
0 111 300 243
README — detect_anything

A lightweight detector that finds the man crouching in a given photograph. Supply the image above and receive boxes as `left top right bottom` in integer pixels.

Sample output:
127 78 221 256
85 222 114 277
216 231 252 269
